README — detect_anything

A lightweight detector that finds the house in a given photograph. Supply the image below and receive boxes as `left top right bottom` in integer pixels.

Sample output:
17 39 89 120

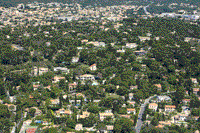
34 109 42 117
11 44 24 51
52 76 65 83
126 43 137 49
154 84 162 90
77 74 95 81
127 108 136 114
42 121 50 125
106 125 114 132
9 96 16 103
134 50 147 56
179 114 189 121
72 57 79 63
159 121 171 126
130 85 138 90
165 105 176 112
50 99 60 105
148 103 158 111
99 112 114 121
77 111 90 119
182 99 190 105
68 82 77 91
156 96 172 102
32 67 49 76
129 93 134 100
75 124 83 131
55 108 72 116
120 115 131 119
53 67 70 74
191 78 198 84
90 64 97 71
138 36 150 42
193 88 199 95
4 103 16 111
25 127 38 133
127 101 136 107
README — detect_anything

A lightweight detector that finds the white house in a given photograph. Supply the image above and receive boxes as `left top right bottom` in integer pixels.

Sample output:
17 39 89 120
90 64 97 71
77 74 95 81
148 103 158 111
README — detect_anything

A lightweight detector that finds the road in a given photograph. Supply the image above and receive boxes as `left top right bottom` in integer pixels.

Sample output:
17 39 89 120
135 96 154 133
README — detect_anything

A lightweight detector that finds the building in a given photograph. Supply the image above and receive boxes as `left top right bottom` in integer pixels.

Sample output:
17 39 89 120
25 127 38 133
75 124 83 131
148 103 158 111
90 64 97 71
52 76 65 83
126 43 137 49
53 67 70 74
32 67 49 76
99 111 114 121
138 36 150 42
50 99 60 105
127 108 136 114
165 105 176 112
68 82 77 91
193 88 199 95
77 74 95 81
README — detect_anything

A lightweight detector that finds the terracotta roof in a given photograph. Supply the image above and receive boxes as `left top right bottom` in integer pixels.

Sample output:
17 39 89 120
149 103 158 107
90 64 96 67
26 128 37 133
182 99 190 102
154 84 162 88
127 108 136 111
165 105 176 108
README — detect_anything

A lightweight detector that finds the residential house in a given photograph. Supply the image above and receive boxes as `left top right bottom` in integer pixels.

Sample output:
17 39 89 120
50 99 60 105
77 74 95 81
165 105 176 112
148 103 158 111
31 107 42 117
191 78 198 84
32 67 49 76
106 125 114 132
182 99 190 105
75 124 83 131
90 64 97 71
156 96 172 102
127 101 136 107
129 93 134 101
126 43 137 49
11 44 24 51
68 82 77 91
55 108 72 117
127 108 136 115
53 67 70 74
159 121 171 126
99 111 114 121
77 111 90 119
4 103 16 111
138 36 150 42
154 84 162 90
130 85 138 90
120 114 131 119
25 127 38 133
134 50 147 56
52 76 65 83
193 88 199 95
72 57 79 63
9 96 16 103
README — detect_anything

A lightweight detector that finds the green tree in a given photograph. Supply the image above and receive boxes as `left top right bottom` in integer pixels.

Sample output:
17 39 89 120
114 117 134 132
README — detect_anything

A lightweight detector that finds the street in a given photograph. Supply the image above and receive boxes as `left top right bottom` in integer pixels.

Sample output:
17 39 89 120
135 96 154 133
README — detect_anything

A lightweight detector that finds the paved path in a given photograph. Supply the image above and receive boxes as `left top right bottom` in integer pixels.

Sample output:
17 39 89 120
135 96 154 133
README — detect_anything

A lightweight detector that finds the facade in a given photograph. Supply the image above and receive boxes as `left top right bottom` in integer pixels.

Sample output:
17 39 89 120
165 105 176 112
90 64 97 71
148 103 158 111
77 74 95 81
127 108 136 114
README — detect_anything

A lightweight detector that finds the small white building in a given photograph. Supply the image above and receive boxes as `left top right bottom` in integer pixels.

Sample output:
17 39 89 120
90 64 97 71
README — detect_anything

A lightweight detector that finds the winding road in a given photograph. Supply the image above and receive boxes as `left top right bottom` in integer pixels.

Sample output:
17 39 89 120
135 96 154 133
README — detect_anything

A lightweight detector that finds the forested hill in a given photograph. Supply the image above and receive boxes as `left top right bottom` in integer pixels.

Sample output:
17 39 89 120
0 0 199 7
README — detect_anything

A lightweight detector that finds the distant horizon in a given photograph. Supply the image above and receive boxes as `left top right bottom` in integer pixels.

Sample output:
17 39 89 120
0 0 199 8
